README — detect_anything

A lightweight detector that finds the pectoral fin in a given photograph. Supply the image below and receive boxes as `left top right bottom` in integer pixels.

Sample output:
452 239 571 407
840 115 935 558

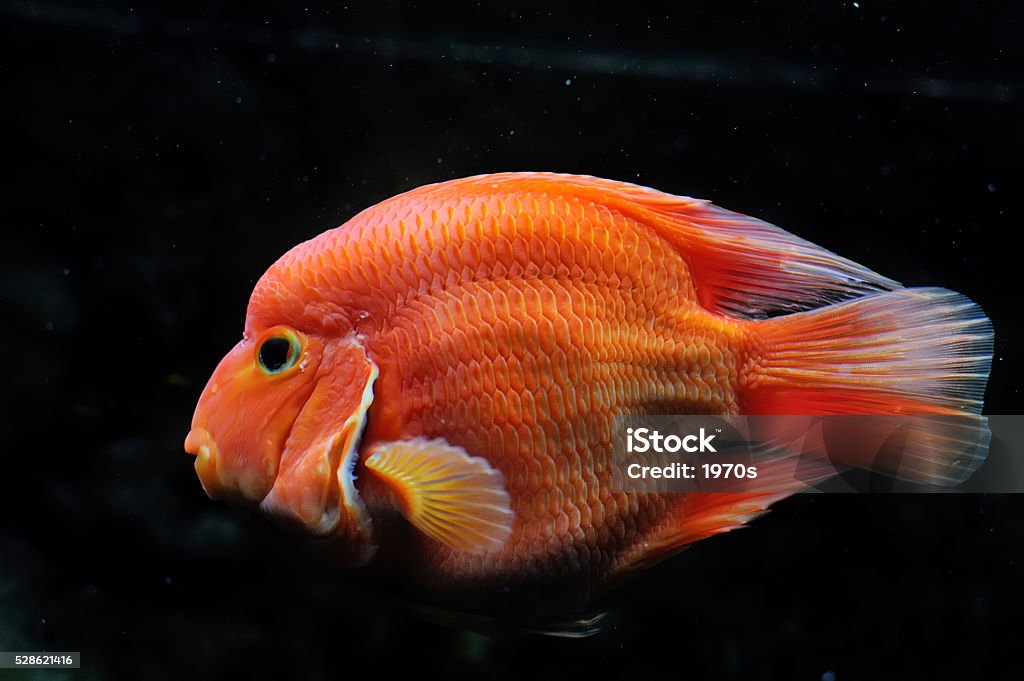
364 438 514 554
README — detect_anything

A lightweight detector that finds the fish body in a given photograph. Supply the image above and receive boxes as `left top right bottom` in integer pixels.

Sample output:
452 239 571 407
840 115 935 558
185 173 991 615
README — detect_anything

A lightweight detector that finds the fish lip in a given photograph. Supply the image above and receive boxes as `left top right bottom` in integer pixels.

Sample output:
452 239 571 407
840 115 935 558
184 427 207 456
184 426 224 500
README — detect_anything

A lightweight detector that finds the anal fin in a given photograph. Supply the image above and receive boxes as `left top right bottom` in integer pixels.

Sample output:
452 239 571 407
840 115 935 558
614 454 837 578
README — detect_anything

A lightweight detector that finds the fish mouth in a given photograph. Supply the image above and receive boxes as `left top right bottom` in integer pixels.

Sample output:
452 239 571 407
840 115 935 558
184 426 279 503
184 426 225 500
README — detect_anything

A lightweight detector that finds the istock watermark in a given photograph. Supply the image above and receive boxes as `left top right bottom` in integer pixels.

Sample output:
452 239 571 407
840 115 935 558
626 427 718 453
611 414 1024 494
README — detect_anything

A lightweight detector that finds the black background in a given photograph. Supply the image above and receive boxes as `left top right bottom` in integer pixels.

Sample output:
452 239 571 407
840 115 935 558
2 2 1022 679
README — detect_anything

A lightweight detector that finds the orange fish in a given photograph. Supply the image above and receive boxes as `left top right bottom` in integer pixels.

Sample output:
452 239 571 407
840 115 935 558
184 173 991 619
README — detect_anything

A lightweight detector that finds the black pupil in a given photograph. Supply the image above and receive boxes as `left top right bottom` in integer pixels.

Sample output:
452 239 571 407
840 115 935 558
259 337 293 372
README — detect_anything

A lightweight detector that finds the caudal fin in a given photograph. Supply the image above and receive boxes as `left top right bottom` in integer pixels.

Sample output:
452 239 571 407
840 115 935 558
743 287 993 484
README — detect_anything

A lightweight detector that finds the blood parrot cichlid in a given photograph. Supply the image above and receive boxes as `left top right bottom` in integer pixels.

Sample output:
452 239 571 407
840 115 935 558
184 173 991 619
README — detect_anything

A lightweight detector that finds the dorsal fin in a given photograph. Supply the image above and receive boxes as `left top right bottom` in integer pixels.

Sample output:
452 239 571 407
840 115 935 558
596 180 903 318
415 173 901 319
643 197 901 317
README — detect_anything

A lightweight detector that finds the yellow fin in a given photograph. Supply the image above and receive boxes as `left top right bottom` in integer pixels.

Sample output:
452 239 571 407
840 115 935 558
364 438 514 554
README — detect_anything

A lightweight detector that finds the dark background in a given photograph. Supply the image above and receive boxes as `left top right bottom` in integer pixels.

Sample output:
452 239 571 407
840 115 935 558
2 1 1022 679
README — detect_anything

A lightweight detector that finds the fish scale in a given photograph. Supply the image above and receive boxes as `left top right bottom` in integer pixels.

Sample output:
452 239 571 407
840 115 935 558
188 172 992 619
344 187 739 586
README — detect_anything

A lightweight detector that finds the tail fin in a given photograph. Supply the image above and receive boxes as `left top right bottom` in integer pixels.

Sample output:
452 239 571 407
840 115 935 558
743 287 993 484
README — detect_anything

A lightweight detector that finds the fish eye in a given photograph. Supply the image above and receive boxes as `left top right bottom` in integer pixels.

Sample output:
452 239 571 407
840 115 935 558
257 333 300 374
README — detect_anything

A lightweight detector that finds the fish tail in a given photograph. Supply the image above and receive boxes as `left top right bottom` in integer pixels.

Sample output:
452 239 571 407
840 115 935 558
742 287 994 484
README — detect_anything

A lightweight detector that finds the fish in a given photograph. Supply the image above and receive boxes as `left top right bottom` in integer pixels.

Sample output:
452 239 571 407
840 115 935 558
184 172 992 620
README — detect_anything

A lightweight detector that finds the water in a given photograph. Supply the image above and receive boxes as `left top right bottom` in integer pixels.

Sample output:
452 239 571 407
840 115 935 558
2 2 1022 679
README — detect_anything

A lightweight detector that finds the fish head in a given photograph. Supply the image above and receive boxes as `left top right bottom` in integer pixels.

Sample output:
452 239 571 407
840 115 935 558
184 325 324 506
184 324 379 564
